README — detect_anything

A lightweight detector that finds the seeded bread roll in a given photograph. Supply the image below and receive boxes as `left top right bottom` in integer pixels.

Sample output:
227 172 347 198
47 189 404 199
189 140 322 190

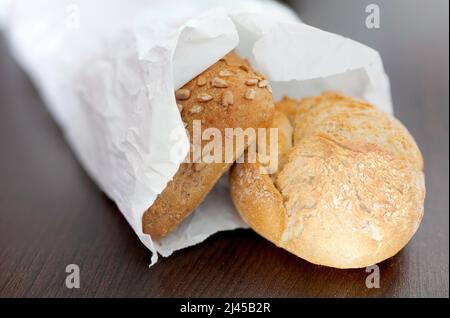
230 92 425 269
143 51 274 239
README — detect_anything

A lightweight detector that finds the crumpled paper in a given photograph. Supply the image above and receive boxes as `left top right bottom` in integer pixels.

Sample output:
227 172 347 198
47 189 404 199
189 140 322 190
2 0 392 265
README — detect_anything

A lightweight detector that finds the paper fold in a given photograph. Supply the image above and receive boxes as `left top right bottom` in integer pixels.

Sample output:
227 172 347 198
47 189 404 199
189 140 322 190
2 0 392 264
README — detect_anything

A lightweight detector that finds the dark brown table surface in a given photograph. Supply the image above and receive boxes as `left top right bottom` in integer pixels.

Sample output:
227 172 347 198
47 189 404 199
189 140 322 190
0 0 448 298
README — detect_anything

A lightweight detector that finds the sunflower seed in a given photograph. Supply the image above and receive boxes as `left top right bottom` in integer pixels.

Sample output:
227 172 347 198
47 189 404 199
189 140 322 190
258 79 269 88
212 77 228 88
254 70 265 79
219 70 234 77
189 105 203 114
175 88 191 100
197 93 213 102
240 64 251 72
222 91 234 106
245 78 258 86
245 89 256 100
266 84 273 93
197 76 207 87
177 103 183 112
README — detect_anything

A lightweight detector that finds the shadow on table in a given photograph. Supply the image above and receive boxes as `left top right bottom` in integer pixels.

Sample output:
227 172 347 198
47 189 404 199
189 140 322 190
151 229 406 297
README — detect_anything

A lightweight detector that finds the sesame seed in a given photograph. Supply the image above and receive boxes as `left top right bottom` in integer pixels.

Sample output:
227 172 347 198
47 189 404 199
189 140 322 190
177 103 183 112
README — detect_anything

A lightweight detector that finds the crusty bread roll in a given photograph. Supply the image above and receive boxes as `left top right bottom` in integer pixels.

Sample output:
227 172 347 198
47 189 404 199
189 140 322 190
143 51 274 239
230 92 425 268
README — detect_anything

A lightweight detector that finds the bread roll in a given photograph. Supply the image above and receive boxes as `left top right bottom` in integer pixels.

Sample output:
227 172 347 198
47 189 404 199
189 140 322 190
143 51 274 239
230 92 425 268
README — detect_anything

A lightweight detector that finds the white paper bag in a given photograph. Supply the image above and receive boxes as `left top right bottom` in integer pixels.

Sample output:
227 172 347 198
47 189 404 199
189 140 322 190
2 0 392 265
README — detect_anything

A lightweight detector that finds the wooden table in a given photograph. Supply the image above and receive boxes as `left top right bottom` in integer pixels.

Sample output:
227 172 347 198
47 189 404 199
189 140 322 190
0 0 448 297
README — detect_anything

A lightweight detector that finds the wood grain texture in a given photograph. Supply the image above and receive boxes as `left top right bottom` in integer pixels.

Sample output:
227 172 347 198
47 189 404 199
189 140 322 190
0 0 448 297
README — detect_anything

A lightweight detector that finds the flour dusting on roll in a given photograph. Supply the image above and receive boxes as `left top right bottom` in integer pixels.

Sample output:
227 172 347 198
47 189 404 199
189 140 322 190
230 92 425 269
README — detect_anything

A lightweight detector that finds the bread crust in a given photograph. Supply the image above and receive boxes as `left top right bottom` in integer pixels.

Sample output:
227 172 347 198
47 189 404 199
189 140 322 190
293 92 423 170
230 160 286 245
230 93 425 268
143 51 274 239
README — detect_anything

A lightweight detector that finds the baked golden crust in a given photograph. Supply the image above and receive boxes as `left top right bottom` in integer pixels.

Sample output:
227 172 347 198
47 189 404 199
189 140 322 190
293 92 424 170
274 96 300 123
277 135 425 268
230 160 286 245
230 92 425 268
143 51 274 239
257 110 293 178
